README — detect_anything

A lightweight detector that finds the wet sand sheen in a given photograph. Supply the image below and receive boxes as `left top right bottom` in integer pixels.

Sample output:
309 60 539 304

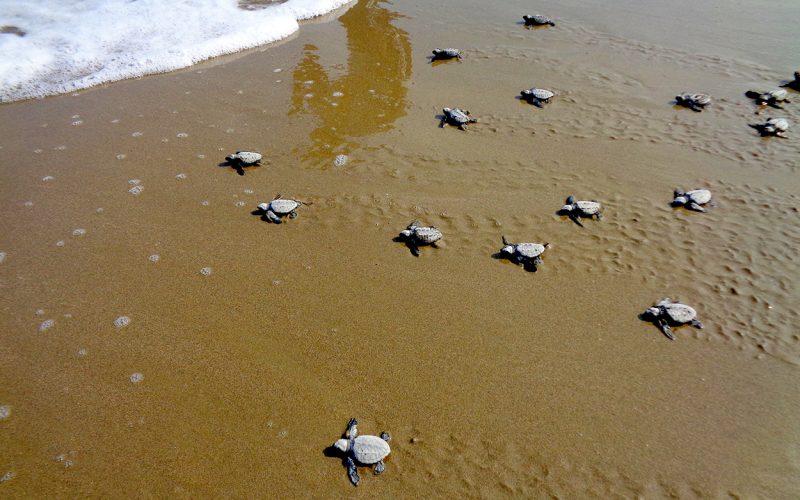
1 0 799 497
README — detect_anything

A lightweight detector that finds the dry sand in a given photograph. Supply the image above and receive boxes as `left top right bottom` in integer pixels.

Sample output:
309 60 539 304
0 0 799 497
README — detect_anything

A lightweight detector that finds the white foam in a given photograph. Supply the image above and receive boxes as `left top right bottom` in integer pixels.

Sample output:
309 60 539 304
0 0 354 102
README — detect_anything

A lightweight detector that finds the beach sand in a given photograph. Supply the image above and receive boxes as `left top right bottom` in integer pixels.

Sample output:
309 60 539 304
1 0 799 496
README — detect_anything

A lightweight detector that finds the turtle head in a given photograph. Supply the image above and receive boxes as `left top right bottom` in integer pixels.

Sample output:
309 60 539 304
432 49 441 55
672 196 688 206
442 107 451 114
399 229 412 238
501 245 514 255
333 439 350 453
560 204 573 213
257 203 269 211
642 306 661 319
225 154 236 161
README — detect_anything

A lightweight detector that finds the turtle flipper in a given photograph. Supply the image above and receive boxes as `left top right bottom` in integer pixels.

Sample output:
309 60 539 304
288 211 298 219
345 456 360 486
569 213 584 227
266 210 282 223
345 418 358 438
687 202 706 212
690 319 704 329
657 319 675 340
374 460 385 475
409 240 420 257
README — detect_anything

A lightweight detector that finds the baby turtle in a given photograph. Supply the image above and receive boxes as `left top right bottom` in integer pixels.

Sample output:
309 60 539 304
641 298 703 340
523 15 555 27
520 87 555 107
753 117 789 138
431 48 461 61
225 151 262 166
782 71 800 90
256 194 306 223
559 196 602 226
500 236 549 271
746 88 791 108
333 418 391 486
398 221 442 256
672 188 713 212
675 93 711 112
440 107 478 130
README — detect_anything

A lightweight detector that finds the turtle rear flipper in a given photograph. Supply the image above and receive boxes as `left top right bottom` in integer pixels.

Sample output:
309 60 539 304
658 319 675 340
374 460 385 475
345 456 360 486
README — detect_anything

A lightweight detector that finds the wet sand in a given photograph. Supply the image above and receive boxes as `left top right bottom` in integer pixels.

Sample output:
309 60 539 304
1 0 799 497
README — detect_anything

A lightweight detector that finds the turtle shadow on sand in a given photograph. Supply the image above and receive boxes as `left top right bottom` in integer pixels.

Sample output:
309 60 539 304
393 235 439 257
434 114 447 128
428 57 460 67
491 251 539 272
218 159 258 176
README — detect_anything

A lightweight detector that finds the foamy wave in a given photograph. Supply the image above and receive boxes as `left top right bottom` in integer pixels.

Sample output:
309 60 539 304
0 0 354 102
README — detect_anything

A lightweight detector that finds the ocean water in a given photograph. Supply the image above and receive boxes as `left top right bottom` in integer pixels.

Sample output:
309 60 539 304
0 0 354 102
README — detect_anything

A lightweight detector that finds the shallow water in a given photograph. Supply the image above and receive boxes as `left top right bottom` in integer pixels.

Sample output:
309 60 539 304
0 0 798 496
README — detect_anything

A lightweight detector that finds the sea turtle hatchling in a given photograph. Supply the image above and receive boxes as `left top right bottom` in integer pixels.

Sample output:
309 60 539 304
225 151 262 166
520 87 555 107
256 194 307 223
500 236 549 270
559 196 602 225
523 15 555 26
747 88 791 108
333 418 391 486
675 93 711 112
755 117 790 138
440 107 478 130
398 221 443 256
672 188 713 212
431 48 462 61
641 298 704 340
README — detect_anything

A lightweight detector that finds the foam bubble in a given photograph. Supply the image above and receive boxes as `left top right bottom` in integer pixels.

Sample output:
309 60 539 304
129 185 144 195
148 254 160 262
54 454 74 468
131 131 143 137
77 348 87 357
175 173 187 179
0 0 356 102
35 309 45 316
0 471 14 483
39 319 55 332
72 228 86 236
116 154 126 160
334 154 348 167
176 132 188 138
42 175 55 182
130 372 144 383
0 405 10 419
200 267 212 276
114 316 130 328
72 120 83 126
0 252 5 264
55 240 65 247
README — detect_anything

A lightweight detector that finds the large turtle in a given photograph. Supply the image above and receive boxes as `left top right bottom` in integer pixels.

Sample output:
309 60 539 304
746 88 790 108
754 117 789 138
523 15 555 27
431 48 462 61
398 221 442 256
256 194 307 223
520 87 555 107
441 107 478 130
641 298 703 340
333 418 391 486
675 93 711 112
500 236 549 271
672 188 713 212
559 196 602 226
225 151 262 166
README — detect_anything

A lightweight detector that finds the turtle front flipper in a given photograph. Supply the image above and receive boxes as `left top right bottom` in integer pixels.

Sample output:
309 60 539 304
266 210 282 223
374 460 385 475
345 418 358 438
569 213 584 227
409 240 420 257
345 456 360 486
690 319 704 329
657 319 675 340
687 202 706 212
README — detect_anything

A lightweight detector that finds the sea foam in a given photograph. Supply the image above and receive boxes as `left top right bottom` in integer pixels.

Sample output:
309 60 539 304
0 0 354 102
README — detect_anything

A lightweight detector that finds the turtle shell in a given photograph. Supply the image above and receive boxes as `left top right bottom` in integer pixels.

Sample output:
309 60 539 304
574 200 601 215
685 189 712 205
269 199 300 214
434 48 460 58
524 88 554 100
765 88 788 101
662 303 697 324
445 108 470 124
766 118 789 131
515 243 546 259
413 226 443 244
524 15 553 25
230 151 262 164
352 435 391 465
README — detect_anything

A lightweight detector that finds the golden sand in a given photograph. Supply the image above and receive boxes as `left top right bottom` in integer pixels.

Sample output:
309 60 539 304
0 0 798 496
